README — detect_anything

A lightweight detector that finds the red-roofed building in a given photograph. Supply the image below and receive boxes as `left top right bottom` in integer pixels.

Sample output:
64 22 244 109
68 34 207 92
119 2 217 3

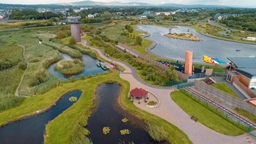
129 88 148 104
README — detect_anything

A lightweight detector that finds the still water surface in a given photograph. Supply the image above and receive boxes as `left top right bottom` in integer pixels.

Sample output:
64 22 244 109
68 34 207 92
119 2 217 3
87 83 164 144
0 90 82 144
138 25 256 63
48 53 104 79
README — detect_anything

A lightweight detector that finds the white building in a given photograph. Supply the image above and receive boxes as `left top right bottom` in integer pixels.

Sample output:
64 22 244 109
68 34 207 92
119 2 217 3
87 14 94 18
246 37 256 41
0 15 3 19
155 12 171 16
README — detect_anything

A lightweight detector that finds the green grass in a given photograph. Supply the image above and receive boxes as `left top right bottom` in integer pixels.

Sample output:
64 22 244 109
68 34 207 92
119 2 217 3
82 35 93 41
0 28 64 96
100 22 152 54
171 90 246 136
0 42 25 95
101 24 125 41
60 36 72 44
134 39 152 54
54 59 84 75
234 108 256 123
211 82 239 98
85 21 112 28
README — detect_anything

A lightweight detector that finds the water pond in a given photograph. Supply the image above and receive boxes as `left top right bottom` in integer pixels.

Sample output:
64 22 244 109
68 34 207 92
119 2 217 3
138 25 256 63
48 53 105 79
87 83 166 144
0 90 82 144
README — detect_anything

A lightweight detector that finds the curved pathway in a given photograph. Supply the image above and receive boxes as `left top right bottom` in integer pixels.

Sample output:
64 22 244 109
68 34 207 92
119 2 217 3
15 44 29 96
79 39 255 144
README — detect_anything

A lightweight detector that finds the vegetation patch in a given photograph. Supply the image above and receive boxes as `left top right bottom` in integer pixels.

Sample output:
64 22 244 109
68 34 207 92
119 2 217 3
121 118 128 123
147 101 157 106
146 123 169 142
164 33 202 41
102 127 111 134
211 82 239 98
171 90 246 135
89 35 179 86
120 129 131 135
0 95 25 112
69 96 77 102
54 59 84 75
234 108 256 123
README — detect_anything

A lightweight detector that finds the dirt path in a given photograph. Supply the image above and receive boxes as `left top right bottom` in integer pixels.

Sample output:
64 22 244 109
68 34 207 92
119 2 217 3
15 44 29 96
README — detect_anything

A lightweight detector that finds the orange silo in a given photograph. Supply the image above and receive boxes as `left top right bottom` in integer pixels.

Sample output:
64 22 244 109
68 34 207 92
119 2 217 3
185 51 193 75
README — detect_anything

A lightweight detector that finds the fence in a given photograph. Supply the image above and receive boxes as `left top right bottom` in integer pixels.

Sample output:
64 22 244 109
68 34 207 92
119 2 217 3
194 80 256 116
177 82 195 89
164 80 188 87
188 72 226 79
183 88 254 131
117 43 189 80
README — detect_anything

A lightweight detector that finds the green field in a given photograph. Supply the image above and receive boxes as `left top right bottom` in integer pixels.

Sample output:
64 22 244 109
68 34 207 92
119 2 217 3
171 90 246 136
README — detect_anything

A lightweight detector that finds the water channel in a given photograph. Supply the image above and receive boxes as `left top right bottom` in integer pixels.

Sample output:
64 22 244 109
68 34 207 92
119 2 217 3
47 53 104 79
87 83 164 144
0 90 82 144
138 25 256 63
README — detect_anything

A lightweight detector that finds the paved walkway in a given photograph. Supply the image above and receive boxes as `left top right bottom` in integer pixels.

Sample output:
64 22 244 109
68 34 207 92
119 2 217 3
79 39 256 144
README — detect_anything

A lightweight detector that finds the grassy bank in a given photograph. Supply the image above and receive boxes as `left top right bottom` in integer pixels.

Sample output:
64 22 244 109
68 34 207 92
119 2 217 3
211 82 239 98
171 90 246 136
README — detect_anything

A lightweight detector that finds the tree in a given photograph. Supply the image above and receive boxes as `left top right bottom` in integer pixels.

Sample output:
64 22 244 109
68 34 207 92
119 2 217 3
166 67 178 82
69 37 77 44
102 11 112 21
135 36 142 45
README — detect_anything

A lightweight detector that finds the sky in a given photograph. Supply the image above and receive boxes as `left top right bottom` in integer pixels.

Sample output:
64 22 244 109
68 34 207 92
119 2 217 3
1 0 256 7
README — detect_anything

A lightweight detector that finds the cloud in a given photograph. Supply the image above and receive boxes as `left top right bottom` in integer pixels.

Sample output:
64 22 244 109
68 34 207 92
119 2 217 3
1 0 255 7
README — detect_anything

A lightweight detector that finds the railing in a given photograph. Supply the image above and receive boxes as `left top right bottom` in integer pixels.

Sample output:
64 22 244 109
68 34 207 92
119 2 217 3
117 43 189 80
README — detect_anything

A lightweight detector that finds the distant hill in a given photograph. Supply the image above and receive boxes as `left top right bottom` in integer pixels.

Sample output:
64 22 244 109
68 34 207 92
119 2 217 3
161 3 230 8
70 1 231 8
71 0 152 6
0 1 232 8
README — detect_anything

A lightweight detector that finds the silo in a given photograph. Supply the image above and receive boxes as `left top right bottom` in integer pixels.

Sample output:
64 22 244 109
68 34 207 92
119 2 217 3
68 16 81 42
185 50 193 75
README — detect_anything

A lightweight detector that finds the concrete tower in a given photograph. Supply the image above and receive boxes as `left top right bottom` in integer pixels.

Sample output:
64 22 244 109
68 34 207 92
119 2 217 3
68 16 81 42
185 50 193 75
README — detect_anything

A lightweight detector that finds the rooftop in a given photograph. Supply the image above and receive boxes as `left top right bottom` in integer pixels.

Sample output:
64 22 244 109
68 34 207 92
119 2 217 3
227 57 256 69
236 68 256 78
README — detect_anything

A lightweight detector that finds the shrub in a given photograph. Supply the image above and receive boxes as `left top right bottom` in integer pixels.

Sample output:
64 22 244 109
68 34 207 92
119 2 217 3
69 37 76 45
0 95 25 112
147 101 157 106
0 58 19 71
146 123 169 142
18 62 27 70
30 70 49 87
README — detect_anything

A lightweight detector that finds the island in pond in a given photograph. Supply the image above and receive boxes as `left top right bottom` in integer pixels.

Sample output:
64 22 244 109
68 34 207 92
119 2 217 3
164 33 202 41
